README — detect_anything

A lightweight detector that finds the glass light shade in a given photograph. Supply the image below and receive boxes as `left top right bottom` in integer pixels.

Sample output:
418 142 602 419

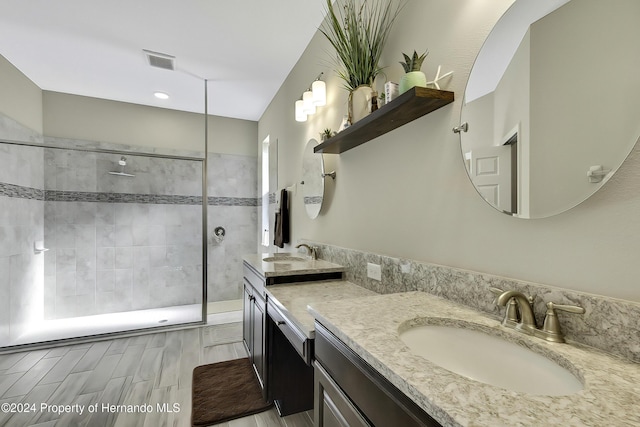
312 80 326 106
295 100 307 122
302 90 316 114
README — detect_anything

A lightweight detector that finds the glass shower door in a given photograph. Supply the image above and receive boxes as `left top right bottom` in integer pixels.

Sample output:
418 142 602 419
0 141 206 349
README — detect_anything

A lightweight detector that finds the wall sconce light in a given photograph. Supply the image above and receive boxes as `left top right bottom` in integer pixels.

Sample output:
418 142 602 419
312 79 326 106
295 99 307 122
294 72 326 122
303 89 316 115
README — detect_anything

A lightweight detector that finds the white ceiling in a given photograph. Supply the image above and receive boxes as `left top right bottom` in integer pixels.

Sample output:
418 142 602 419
0 0 327 121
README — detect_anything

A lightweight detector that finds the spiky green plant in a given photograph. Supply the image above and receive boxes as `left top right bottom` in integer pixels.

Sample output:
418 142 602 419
321 128 334 139
319 0 406 91
400 50 428 73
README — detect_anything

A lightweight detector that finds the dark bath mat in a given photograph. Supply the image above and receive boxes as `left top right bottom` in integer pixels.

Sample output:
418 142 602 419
191 358 272 426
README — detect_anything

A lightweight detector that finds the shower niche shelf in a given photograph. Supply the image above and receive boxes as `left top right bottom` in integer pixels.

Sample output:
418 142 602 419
314 86 454 155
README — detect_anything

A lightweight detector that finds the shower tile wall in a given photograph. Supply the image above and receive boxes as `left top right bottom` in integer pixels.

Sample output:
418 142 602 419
2 111 258 323
207 153 258 302
0 143 45 342
43 149 203 319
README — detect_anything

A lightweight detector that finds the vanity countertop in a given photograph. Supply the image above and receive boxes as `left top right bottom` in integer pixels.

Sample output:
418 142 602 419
266 280 376 339
308 291 640 427
243 253 346 278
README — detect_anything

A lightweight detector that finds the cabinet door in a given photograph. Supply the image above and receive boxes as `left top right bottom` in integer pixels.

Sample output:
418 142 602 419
242 281 253 356
315 361 371 427
252 292 266 390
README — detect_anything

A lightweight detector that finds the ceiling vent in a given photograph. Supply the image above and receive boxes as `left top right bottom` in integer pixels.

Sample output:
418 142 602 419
143 49 175 71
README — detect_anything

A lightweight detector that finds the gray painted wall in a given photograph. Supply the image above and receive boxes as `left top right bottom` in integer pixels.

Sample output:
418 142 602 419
258 0 640 302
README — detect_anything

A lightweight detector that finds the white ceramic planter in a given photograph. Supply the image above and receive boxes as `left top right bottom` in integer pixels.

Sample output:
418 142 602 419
349 85 374 123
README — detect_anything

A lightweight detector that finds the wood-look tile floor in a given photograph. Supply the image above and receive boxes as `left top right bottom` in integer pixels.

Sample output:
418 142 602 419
0 324 314 427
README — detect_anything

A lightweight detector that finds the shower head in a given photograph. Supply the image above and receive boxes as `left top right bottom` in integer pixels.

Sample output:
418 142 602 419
109 156 135 177
108 171 135 177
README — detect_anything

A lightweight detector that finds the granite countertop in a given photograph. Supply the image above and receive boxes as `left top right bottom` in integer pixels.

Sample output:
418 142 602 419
308 291 640 427
243 253 346 278
266 280 376 339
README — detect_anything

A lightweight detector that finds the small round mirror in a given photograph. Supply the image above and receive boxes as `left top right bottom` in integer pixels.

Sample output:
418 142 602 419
301 139 325 219
460 0 640 218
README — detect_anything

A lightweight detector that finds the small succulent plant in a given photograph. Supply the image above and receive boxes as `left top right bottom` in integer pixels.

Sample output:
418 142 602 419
320 128 335 140
400 50 428 73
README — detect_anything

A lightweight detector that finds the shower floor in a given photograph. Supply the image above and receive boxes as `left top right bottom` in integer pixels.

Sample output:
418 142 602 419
3 299 244 348
8 304 204 347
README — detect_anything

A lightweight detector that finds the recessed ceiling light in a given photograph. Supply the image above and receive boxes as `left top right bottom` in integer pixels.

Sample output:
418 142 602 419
154 91 169 100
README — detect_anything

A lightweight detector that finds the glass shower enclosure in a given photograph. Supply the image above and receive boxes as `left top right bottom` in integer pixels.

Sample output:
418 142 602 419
0 140 206 349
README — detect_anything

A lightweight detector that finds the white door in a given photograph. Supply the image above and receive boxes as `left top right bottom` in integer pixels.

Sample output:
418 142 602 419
469 146 512 213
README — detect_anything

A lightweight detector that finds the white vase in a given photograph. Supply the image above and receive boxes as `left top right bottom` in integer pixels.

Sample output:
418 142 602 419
349 85 374 124
399 71 427 94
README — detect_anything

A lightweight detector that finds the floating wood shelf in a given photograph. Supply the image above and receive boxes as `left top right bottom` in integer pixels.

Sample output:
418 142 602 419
314 86 454 154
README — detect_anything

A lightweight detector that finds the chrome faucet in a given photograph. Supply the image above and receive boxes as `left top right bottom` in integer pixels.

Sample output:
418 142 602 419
492 288 585 343
296 243 318 260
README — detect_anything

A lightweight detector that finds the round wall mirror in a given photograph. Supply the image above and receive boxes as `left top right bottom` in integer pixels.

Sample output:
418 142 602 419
460 0 640 219
301 139 325 219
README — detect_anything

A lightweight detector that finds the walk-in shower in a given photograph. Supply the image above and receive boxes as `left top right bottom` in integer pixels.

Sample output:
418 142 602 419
0 37 259 351
0 140 206 349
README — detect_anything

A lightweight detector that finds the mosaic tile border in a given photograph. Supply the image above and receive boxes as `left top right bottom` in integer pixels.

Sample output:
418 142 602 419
304 196 323 205
1 183 259 206
0 182 45 200
210 197 258 207
306 240 640 363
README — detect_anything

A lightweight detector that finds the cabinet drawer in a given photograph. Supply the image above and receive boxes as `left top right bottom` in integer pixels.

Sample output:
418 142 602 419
268 299 312 365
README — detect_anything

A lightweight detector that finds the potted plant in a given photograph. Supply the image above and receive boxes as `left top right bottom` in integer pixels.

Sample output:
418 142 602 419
320 128 335 141
319 0 405 123
399 50 428 94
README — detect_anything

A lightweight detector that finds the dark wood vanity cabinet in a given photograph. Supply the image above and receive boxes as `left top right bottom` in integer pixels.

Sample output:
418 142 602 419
242 261 328 411
242 259 350 418
314 323 442 427
315 361 371 427
266 298 315 416
242 267 268 398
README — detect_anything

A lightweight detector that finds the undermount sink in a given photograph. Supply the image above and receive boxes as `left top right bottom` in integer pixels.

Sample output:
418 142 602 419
262 256 307 263
399 323 583 396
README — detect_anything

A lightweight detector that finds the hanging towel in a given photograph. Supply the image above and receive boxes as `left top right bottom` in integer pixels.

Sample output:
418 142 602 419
274 188 290 248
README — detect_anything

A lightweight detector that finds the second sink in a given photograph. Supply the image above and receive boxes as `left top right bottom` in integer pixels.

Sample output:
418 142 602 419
262 256 306 262
399 322 583 396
